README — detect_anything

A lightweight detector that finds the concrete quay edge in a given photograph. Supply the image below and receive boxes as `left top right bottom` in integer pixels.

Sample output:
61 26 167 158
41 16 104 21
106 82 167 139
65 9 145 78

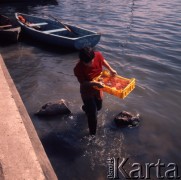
0 54 58 180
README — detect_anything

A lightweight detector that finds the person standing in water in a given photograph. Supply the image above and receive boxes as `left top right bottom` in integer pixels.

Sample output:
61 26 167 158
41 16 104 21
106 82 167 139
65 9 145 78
74 47 117 135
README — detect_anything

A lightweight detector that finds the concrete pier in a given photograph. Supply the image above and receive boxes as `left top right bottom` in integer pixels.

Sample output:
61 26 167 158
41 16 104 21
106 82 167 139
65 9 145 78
0 54 57 180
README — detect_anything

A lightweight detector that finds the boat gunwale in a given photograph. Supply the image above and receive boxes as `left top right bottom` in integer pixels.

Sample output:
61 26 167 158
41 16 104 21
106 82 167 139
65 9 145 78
15 12 101 40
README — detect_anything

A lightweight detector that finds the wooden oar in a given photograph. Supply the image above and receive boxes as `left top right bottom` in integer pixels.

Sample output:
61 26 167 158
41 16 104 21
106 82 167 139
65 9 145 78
48 15 77 35
0 25 12 29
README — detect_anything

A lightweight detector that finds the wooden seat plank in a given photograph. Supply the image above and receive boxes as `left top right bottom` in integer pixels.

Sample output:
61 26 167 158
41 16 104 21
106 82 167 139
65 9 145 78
29 22 48 27
43 28 66 34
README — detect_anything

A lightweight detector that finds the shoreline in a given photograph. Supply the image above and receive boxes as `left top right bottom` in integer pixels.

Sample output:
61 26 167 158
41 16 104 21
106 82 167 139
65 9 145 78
0 54 57 180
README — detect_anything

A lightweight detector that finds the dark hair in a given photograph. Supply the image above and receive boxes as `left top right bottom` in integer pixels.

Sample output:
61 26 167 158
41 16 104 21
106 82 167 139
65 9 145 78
79 47 95 63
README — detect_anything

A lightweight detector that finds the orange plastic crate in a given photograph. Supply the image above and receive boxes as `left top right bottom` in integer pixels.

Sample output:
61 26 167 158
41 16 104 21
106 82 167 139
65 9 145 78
93 70 136 99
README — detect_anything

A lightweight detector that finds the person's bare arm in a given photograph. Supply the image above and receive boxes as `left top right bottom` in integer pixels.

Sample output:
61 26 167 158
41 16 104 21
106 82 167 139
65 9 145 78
102 59 117 75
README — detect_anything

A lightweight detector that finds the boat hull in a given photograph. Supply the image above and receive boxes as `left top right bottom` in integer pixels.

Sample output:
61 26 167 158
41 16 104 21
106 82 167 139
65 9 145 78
15 13 101 49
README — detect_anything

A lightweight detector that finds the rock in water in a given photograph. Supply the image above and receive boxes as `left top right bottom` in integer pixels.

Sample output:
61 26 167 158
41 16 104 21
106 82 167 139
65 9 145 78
35 99 71 116
114 111 140 127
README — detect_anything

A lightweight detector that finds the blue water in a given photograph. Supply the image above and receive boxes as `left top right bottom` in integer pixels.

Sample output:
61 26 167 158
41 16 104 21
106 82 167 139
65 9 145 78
0 0 181 179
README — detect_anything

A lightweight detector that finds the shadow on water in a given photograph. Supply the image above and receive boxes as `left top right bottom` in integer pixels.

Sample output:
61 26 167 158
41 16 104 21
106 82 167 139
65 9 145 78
36 112 115 179
41 131 85 162
33 112 88 161
0 41 18 47
18 33 77 54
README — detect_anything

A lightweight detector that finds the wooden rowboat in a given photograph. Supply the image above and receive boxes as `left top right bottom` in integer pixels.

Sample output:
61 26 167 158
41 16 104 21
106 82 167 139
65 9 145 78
15 12 101 50
0 15 21 43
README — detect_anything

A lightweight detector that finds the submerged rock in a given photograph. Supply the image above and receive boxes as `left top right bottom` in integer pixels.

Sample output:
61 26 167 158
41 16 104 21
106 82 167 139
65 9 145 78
35 99 71 116
114 111 140 127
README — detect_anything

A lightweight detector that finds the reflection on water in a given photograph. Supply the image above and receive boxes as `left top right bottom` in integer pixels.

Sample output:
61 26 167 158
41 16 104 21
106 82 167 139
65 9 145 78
0 0 181 179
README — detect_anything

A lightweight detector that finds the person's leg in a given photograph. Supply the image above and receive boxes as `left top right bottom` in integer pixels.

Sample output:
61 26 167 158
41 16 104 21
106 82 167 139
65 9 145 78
95 90 103 111
95 97 102 111
82 98 97 135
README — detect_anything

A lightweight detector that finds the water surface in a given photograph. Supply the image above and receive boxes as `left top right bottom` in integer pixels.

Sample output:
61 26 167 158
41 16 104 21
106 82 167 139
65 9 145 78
0 0 181 179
